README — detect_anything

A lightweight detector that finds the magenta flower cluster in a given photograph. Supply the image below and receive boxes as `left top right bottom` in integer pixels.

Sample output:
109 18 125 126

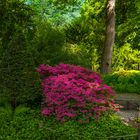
37 63 119 123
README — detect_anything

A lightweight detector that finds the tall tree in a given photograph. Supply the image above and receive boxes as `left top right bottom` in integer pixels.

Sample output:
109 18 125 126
101 0 116 74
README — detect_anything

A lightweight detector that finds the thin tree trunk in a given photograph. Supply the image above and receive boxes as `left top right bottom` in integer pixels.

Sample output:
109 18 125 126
101 0 116 74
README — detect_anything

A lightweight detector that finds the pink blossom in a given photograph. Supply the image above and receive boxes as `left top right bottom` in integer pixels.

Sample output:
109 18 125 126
42 108 51 116
37 63 119 123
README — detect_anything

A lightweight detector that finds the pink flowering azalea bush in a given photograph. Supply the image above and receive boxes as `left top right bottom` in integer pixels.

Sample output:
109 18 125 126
37 63 120 123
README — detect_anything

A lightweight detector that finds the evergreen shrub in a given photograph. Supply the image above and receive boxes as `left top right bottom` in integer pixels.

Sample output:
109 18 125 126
0 43 42 108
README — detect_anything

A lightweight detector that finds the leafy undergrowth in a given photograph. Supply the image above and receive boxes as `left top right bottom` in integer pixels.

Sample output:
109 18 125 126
0 106 137 140
103 70 140 94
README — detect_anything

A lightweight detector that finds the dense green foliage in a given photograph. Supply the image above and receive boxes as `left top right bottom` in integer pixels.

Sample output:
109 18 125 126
0 0 139 108
63 0 106 70
0 0 139 70
116 0 140 50
31 19 66 65
26 0 83 26
63 0 140 71
0 106 136 140
0 0 41 107
0 0 34 47
0 44 41 107
112 43 140 71
0 0 139 138
103 70 140 94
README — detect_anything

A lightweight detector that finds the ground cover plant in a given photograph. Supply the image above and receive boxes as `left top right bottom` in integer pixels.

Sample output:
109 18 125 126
0 105 137 140
37 63 120 123
103 70 140 94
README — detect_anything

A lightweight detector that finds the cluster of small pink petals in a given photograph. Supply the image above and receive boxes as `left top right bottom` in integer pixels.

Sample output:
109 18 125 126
37 63 102 83
37 63 119 123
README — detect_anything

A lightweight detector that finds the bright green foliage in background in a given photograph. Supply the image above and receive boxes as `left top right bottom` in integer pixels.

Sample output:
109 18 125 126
103 70 140 94
0 0 139 138
63 0 106 70
0 0 140 107
113 43 140 71
116 0 140 50
26 0 83 26
1 0 139 71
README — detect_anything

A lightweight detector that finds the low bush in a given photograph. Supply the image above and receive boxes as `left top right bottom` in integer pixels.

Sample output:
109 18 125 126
103 70 140 94
0 106 136 140
37 63 120 122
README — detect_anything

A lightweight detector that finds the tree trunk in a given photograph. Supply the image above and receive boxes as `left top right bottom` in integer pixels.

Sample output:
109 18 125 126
101 0 116 74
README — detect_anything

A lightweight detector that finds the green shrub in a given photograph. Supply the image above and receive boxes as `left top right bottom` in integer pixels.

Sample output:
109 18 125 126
31 19 93 69
0 44 42 108
0 0 42 108
0 106 136 140
31 19 66 66
103 70 140 94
